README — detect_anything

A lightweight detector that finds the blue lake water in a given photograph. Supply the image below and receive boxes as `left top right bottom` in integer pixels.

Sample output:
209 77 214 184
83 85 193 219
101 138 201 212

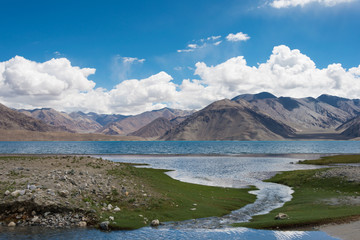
0 141 353 239
0 140 360 154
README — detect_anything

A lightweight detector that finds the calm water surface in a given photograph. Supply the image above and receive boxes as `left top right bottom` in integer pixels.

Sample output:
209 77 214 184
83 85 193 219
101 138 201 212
0 140 360 154
0 141 350 239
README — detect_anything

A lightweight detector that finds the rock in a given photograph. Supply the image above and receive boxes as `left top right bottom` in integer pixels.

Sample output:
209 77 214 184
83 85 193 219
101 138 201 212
27 184 37 190
107 204 113 210
8 222 16 227
113 207 121 212
59 190 69 198
150 219 160 227
100 221 109 230
4 190 10 196
78 221 87 227
190 208 196 211
31 216 40 223
19 190 26 196
109 216 114 221
275 213 288 220
11 190 21 197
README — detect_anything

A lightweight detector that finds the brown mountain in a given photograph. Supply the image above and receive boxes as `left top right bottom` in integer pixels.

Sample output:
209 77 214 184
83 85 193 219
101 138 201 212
232 92 353 131
336 116 360 138
19 108 102 133
0 103 63 132
161 99 295 141
128 117 176 139
98 108 193 135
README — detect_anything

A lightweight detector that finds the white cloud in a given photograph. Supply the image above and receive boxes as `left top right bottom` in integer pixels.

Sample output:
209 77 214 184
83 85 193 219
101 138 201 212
178 35 222 53
187 44 198 49
122 57 145 63
111 55 145 81
270 0 355 8
226 32 250 42
2 47 360 115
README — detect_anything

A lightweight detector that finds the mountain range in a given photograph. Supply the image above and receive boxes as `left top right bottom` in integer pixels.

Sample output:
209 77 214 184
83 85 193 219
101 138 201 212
1 92 360 141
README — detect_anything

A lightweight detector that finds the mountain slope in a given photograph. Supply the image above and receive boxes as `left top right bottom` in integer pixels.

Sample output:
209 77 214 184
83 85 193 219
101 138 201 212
232 92 353 131
128 117 175 138
98 108 193 135
19 108 102 133
0 103 64 132
337 116 360 138
161 99 295 141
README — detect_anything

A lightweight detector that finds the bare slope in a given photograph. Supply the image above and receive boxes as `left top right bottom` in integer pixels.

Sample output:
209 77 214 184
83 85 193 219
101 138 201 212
20 108 102 133
99 108 193 135
128 117 176 139
161 99 295 140
232 92 353 131
0 103 63 132
337 116 360 138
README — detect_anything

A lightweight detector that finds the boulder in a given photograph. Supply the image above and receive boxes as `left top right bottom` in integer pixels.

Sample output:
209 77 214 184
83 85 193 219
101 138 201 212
78 221 87 227
8 222 16 227
100 221 109 231
275 213 288 220
151 219 160 227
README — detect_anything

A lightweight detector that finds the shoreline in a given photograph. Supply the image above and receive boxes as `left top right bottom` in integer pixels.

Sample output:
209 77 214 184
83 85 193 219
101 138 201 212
1 154 359 238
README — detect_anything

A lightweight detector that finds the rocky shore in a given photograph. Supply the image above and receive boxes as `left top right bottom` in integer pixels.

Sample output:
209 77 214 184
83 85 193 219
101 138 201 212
0 156 155 229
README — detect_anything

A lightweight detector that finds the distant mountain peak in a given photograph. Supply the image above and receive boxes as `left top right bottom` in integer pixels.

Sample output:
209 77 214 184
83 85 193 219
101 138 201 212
231 92 277 102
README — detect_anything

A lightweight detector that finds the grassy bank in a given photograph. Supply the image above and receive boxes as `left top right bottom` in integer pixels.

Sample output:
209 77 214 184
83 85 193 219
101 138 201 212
235 155 360 229
102 165 256 229
0 155 256 230
299 154 360 165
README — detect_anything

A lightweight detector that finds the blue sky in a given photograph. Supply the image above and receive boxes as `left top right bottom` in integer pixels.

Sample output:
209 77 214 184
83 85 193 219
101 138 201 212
0 0 360 114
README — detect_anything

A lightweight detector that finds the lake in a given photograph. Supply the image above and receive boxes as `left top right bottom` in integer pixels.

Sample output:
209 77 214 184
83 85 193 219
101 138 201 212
1 141 355 239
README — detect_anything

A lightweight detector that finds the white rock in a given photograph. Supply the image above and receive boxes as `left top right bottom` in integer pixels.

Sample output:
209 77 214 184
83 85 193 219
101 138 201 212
11 190 20 197
4 190 10 196
151 219 160 227
107 204 113 210
8 221 16 227
78 221 87 227
114 207 121 212
109 216 114 221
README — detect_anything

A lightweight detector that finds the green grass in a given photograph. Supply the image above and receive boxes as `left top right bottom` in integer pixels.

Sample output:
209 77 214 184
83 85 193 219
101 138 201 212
299 154 360 165
104 165 256 230
235 167 360 229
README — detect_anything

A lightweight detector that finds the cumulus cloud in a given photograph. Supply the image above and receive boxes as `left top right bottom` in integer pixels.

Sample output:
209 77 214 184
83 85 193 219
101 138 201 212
226 32 250 42
1 46 360 115
187 45 360 103
270 0 355 8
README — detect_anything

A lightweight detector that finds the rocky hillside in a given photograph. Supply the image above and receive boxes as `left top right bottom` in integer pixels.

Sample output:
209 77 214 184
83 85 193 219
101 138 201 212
161 99 295 141
19 108 102 133
336 116 360 138
0 103 65 132
98 108 193 135
232 92 354 131
128 117 176 139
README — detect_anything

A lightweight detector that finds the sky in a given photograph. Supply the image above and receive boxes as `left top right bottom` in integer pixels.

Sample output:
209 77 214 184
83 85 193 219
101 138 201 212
0 0 360 114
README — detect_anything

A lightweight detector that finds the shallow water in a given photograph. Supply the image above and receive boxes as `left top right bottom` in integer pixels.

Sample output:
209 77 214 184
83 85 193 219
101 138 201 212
0 226 337 240
105 156 324 229
0 141 348 239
